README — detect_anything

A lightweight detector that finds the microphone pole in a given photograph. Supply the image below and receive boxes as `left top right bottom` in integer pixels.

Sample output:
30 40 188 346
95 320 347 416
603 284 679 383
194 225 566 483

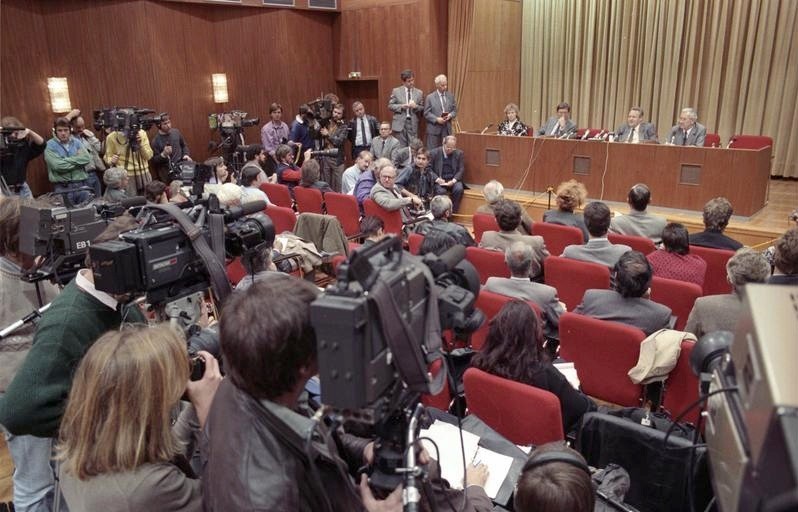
480 123 493 135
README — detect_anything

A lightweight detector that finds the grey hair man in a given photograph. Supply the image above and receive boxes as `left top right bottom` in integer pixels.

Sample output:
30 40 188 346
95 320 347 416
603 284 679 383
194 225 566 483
475 180 533 235
416 195 475 246
423 74 457 149
668 107 706 146
102 166 129 202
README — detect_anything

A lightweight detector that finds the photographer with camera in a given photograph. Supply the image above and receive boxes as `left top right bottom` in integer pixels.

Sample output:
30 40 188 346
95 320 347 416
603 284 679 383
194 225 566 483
103 120 154 197
45 117 93 206
317 103 348 192
0 116 46 198
56 324 221 511
150 114 192 183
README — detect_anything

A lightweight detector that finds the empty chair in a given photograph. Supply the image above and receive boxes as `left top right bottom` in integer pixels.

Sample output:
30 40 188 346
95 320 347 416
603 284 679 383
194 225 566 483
532 222 584 256
260 182 293 209
661 339 700 425
649 276 702 330
293 186 324 214
465 246 510 284
727 135 772 150
471 212 499 243
464 368 564 446
363 198 403 236
608 233 656 255
544 255 610 310
559 312 646 407
470 289 542 351
325 192 362 238
703 133 721 148
407 232 424 255
688 245 734 295
265 204 297 234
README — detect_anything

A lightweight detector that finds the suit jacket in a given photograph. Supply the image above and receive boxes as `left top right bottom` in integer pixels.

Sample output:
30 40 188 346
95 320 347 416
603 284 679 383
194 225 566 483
484 277 565 339
575 289 672 335
424 90 458 136
428 147 465 182
388 85 424 132
347 114 379 148
370 136 401 161
684 293 742 339
609 210 668 243
615 122 658 143
369 182 412 220
562 237 632 268
688 230 743 251
668 122 707 146
479 231 549 278
537 116 577 137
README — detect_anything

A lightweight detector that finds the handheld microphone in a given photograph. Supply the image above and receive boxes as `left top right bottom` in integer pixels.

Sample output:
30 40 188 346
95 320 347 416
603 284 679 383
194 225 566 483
480 123 494 135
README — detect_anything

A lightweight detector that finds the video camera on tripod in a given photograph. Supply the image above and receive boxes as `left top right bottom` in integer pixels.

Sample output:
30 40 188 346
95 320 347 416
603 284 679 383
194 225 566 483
93 107 165 151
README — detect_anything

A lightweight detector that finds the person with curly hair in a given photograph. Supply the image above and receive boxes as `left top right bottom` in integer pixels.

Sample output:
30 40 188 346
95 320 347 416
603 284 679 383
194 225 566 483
543 179 589 241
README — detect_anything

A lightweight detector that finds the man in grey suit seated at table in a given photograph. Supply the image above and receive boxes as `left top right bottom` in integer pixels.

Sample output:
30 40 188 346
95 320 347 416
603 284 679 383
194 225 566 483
614 107 658 143
388 69 424 146
609 183 667 243
537 102 577 137
575 251 673 335
563 201 632 268
423 74 457 149
667 107 706 146
484 241 566 340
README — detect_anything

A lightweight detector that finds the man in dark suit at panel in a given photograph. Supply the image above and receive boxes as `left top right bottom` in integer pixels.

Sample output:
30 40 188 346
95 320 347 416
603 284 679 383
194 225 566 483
667 107 706 146
388 69 424 146
428 135 465 212
614 107 658 143
537 102 577 137
347 101 379 160
423 74 457 149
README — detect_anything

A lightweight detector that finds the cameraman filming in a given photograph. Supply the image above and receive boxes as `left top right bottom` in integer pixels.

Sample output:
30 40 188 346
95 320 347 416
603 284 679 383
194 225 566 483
317 103 348 192
103 121 154 196
150 114 192 183
0 116 46 198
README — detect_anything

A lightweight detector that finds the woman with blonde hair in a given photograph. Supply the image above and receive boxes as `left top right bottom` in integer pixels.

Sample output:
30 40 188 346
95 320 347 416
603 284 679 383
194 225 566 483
542 179 589 241
497 103 529 136
57 324 221 511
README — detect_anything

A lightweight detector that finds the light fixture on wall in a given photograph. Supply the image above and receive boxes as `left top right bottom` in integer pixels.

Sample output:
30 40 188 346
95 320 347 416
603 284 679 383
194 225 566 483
212 73 229 103
47 77 72 113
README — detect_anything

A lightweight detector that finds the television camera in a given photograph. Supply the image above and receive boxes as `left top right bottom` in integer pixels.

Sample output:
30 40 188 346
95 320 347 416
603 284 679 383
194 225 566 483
93 107 165 151
207 110 260 171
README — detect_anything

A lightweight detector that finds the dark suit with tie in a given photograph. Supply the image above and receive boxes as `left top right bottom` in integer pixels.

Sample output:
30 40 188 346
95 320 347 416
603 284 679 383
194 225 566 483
347 114 379 159
388 85 424 146
537 117 577 137
423 90 457 149
428 146 465 212
615 122 658 143
668 122 707 146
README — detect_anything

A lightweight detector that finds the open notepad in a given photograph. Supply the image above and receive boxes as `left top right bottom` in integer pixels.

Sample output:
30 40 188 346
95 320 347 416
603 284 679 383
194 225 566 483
419 421 514 499
554 361 581 389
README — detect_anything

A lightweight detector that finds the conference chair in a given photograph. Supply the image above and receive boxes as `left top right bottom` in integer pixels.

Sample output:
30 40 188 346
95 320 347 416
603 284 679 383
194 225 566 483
543 256 611 310
363 198 403 236
464 368 564 446
260 182 293 209
408 232 424 255
324 192 362 238
703 133 721 147
264 204 297 234
226 257 247 285
465 246 510 284
649 276 702 330
420 358 452 413
727 134 773 150
471 212 499 243
531 222 584 256
661 339 700 425
558 312 646 407
688 245 734 295
470 289 543 351
293 186 324 214
607 233 656 255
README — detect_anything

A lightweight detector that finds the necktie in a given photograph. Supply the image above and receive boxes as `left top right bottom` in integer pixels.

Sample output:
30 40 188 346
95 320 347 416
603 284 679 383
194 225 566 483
440 93 446 112
359 117 366 145
406 88 412 118
628 127 636 143
682 129 688 145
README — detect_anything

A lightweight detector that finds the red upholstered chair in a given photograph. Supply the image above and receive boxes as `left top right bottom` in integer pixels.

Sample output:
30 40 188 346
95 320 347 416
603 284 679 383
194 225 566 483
558 313 646 407
464 368 564 445
662 340 700 425
226 257 247 285
688 245 734 295
543 256 611 310
608 233 656 255
650 276 702 331
363 198 403 236
703 133 721 148
470 289 543 351
525 126 535 136
531 222 584 256
293 186 324 214
465 246 510 284
325 192 361 238
265 204 297 234
408 232 424 255
260 182 293 209
727 135 773 150
472 212 499 243
420 358 452 412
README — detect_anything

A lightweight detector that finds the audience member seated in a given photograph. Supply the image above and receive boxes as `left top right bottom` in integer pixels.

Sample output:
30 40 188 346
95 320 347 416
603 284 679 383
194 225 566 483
416 195 475 246
471 300 596 433
475 180 533 235
274 143 302 188
57 324 221 511
240 143 276 184
358 215 387 250
483 241 565 340
647 222 707 287
609 183 667 243
768 227 798 285
234 235 276 291
428 135 465 212
418 228 459 256
341 150 372 195
239 166 271 205
763 209 797 268
393 137 424 184
543 179 589 241
369 163 423 223
575 251 672 335
145 180 168 204
298 158 332 194
400 147 437 209
685 248 770 338
205 156 231 185
514 442 595 512
102 166 129 202
370 121 401 161
167 180 190 204
562 201 631 268
689 197 743 250
480 199 548 280
212 182 243 208
355 157 392 208
497 103 528 136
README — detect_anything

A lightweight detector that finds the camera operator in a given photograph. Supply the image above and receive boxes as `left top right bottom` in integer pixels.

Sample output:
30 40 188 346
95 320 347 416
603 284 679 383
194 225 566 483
317 103 348 192
45 116 93 205
103 123 154 197
69 114 105 198
0 215 145 510
57 324 221 511
288 104 316 166
260 102 290 177
0 116 46 198
150 114 192 183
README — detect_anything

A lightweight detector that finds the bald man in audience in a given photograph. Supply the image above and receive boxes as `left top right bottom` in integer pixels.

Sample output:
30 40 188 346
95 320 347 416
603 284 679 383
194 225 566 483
609 183 667 243
563 201 632 268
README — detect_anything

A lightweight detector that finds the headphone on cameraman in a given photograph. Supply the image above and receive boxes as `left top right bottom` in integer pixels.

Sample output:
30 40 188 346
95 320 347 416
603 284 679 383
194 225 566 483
521 448 591 475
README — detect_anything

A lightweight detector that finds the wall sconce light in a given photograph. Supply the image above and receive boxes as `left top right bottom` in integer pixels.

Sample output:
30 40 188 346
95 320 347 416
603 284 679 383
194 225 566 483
47 77 72 113
212 73 229 103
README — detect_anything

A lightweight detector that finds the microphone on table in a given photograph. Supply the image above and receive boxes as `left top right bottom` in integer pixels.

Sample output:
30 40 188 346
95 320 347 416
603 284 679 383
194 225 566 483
480 123 494 135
